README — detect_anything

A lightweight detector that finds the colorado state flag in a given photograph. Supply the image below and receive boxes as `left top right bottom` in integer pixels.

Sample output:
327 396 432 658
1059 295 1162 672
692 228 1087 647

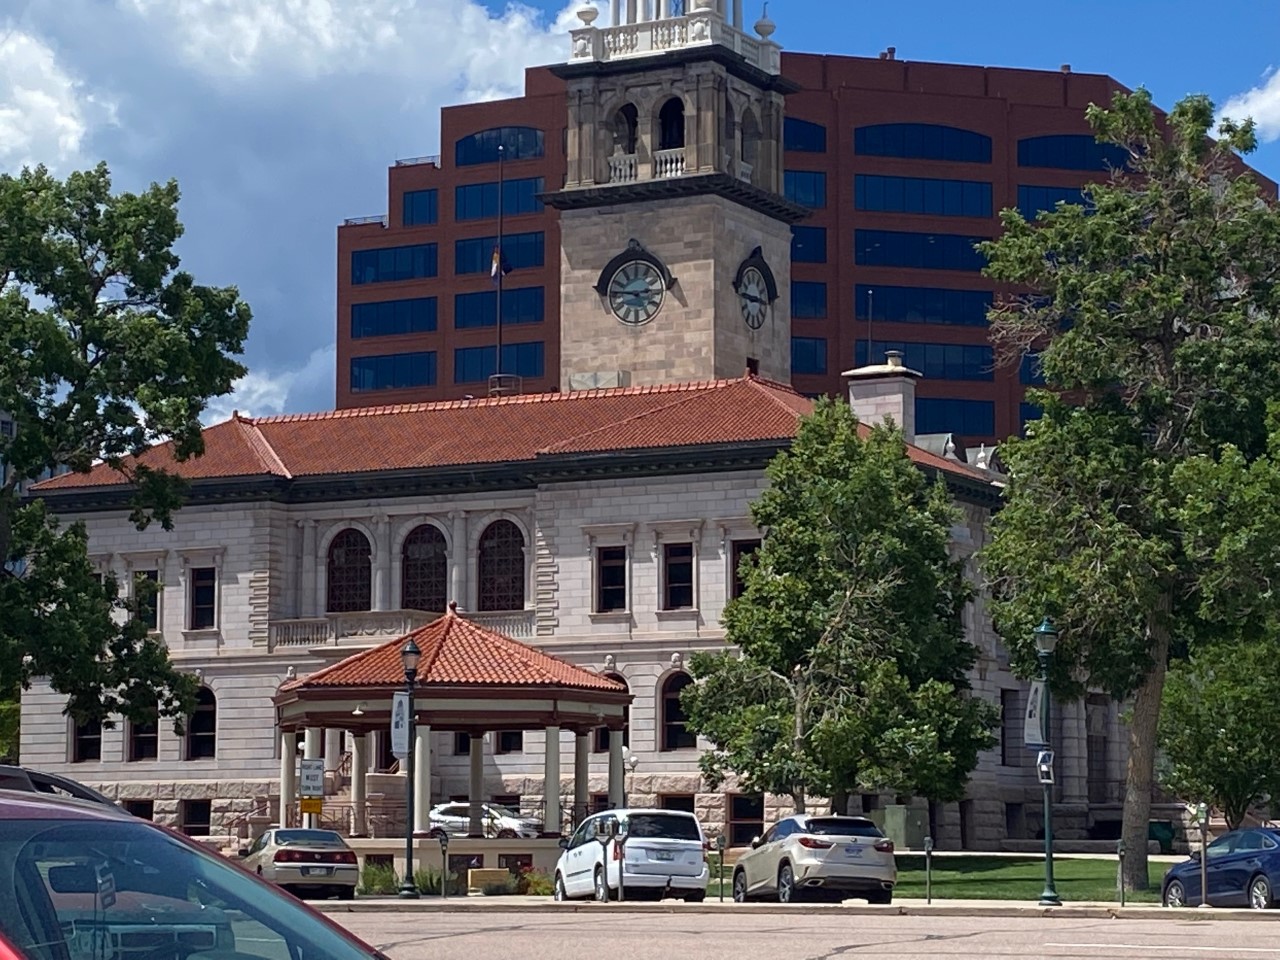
491 244 512 284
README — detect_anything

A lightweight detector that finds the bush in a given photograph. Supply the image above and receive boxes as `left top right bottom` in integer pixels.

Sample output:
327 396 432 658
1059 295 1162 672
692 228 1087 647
481 878 518 896
357 862 399 896
519 867 555 897
413 866 466 896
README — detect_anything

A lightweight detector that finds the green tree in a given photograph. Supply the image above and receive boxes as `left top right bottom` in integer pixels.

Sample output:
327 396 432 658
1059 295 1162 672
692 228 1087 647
978 90 1280 889
0 163 250 733
1158 639 1280 829
682 399 994 814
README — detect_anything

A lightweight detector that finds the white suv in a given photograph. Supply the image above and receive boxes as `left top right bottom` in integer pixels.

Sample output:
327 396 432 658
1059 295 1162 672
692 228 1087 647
553 808 710 902
427 802 541 838
732 814 897 904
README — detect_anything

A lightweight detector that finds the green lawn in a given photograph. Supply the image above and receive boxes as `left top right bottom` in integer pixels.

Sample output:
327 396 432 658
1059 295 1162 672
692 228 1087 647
706 855 1166 903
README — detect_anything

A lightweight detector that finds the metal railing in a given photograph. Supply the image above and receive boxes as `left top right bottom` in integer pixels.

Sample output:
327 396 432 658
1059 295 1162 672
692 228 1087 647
394 155 441 168
342 214 388 227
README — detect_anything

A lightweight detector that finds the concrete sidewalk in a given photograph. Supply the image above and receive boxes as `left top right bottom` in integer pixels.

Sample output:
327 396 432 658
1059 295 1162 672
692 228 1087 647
313 895 1276 921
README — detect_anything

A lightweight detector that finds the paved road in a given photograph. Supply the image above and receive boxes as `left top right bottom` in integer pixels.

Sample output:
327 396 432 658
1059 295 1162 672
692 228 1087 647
334 909 1280 960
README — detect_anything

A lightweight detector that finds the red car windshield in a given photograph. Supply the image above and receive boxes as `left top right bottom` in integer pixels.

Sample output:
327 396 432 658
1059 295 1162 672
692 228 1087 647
0 817 384 960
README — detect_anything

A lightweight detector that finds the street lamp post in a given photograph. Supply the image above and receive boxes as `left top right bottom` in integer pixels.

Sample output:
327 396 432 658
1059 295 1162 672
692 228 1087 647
1034 617 1062 907
399 638 422 900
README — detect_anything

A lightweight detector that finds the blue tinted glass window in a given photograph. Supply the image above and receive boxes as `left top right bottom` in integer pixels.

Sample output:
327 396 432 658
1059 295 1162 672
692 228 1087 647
455 126 545 166
455 178 545 221
455 231 545 275
402 189 438 226
791 225 827 264
1017 184 1088 219
1020 353 1046 385
784 170 827 208
454 342 546 382
916 398 995 436
351 244 438 285
350 351 437 391
791 337 827 375
791 281 827 319
854 123 992 163
784 117 827 153
454 287 545 328
1017 135 1130 171
854 340 993 381
855 175 992 218
351 298 438 338
1020 402 1043 435
855 229 988 272
855 284 990 327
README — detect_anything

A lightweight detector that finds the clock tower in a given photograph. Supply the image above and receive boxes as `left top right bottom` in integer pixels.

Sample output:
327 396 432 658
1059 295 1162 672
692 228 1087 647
544 0 807 391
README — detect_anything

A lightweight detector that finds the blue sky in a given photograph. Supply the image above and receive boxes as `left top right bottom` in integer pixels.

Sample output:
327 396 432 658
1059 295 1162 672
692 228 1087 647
3 0 1277 418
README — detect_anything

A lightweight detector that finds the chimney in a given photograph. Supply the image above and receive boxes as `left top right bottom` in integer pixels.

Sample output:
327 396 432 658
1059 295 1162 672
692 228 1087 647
886 46 896 60
841 349 922 443
1060 63 1071 73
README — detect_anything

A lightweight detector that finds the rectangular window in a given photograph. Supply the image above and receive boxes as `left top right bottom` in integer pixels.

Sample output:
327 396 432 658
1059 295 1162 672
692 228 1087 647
180 799 212 837
351 244 437 284
189 566 217 630
350 351 437 391
123 799 154 820
791 336 827 375
453 287 544 329
661 542 694 610
783 117 827 153
1020 353 1045 385
853 340 993 382
1001 689 1024 767
402 189 438 226
855 284 991 327
1017 184 1088 220
854 123 992 164
351 298 438 338
72 719 102 763
454 178 545 221
728 794 765 847
454 342 545 383
495 731 523 754
790 280 827 319
596 546 627 613
454 732 471 755
730 538 761 600
855 174 992 218
784 170 827 208
590 793 610 814
455 231 544 275
1020 402 1043 436
791 225 827 264
915 398 996 436
135 569 159 631
659 794 696 813
855 229 989 272
129 718 158 762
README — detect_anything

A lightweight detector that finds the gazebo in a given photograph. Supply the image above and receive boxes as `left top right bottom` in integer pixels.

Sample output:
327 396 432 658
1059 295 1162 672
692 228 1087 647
273 602 632 838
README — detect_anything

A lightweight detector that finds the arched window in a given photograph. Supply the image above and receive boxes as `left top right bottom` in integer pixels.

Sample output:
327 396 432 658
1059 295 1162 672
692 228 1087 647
186 687 217 760
614 104 639 156
658 98 685 151
594 673 630 753
401 524 448 613
660 673 696 752
326 528 372 613
477 520 525 612
455 126 545 166
740 108 761 167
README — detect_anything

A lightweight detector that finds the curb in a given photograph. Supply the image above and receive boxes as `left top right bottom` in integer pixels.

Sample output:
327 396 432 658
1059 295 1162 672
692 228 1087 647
314 899 1280 921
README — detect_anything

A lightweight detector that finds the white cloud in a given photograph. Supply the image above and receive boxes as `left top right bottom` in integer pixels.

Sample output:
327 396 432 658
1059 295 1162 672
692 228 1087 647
0 26 114 171
203 344 336 424
1221 67 1280 143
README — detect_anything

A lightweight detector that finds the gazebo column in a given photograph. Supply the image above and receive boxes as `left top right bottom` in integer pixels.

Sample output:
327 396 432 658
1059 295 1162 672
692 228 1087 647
303 728 321 828
324 729 342 773
574 732 590 824
279 731 297 829
468 734 485 837
544 725 561 837
414 724 431 834
351 734 368 836
608 729 625 809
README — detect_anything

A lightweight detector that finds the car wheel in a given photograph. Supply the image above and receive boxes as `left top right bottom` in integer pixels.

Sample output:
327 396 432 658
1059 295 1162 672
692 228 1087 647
337 886 355 901
255 866 263 876
1163 879 1186 908
777 863 799 903
554 873 567 902
594 866 611 902
867 890 892 905
429 828 447 840
1249 875 1273 910
683 890 706 903
732 869 748 904
498 828 517 839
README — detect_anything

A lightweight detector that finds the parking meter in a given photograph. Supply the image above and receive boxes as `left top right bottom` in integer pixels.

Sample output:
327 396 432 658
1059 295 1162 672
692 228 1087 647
1117 839 1127 907
923 836 934 904
438 833 449 899
594 819 619 902
716 834 727 902
1197 803 1209 906
1036 749 1055 785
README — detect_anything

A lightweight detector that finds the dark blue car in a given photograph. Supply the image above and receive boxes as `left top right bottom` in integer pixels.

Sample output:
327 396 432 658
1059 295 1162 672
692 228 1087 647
1162 827 1280 909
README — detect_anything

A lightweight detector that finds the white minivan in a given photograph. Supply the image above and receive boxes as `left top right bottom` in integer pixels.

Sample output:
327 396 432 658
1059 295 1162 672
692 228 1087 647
553 808 710 902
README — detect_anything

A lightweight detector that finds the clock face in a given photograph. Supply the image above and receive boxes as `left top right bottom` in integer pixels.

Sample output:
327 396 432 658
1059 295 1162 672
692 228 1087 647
739 265 770 330
608 260 665 326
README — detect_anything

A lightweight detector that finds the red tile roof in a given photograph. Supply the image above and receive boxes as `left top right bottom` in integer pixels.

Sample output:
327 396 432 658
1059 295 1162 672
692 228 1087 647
33 374 995 490
280 604 627 693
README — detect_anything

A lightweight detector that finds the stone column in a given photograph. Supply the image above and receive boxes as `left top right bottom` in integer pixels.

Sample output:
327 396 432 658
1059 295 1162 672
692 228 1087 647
303 728 321 828
449 511 467 608
468 735 486 836
544 726 561 836
351 734 368 836
373 514 391 612
610 0 619 27
324 728 342 773
574 732 591 825
280 731 297 829
414 724 431 835
1063 700 1088 804
608 729 625 809
299 520 317 617
733 0 743 28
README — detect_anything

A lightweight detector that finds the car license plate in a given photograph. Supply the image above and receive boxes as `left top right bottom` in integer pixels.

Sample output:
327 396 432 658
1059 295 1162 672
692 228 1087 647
844 846 863 857
301 867 333 877
655 850 675 861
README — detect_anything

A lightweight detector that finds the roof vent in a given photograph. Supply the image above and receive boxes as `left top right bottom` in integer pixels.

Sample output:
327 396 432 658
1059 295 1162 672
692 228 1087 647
886 46 896 60
1061 63 1071 73
488 373 522 398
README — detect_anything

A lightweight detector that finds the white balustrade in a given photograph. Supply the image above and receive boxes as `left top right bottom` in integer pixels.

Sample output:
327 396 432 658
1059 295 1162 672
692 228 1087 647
654 148 686 178
609 153 639 183
569 12 780 75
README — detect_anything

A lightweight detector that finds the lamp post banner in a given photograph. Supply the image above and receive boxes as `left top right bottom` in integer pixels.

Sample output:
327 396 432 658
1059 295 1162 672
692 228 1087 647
1024 680 1048 747
391 691 411 759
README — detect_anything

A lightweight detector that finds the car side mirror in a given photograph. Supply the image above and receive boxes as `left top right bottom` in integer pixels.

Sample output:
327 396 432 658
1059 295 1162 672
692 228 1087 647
558 837 570 849
750 836 762 850
237 847 250 858
1189 849 1201 861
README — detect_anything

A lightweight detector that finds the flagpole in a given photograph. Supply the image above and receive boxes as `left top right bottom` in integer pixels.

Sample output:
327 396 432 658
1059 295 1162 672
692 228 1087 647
496 143 505 379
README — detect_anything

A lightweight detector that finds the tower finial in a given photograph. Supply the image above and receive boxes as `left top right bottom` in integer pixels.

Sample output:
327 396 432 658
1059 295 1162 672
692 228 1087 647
754 3 776 39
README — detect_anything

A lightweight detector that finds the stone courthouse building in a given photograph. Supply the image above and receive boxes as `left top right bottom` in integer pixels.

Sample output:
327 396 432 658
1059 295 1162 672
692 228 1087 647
22 1 1131 849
